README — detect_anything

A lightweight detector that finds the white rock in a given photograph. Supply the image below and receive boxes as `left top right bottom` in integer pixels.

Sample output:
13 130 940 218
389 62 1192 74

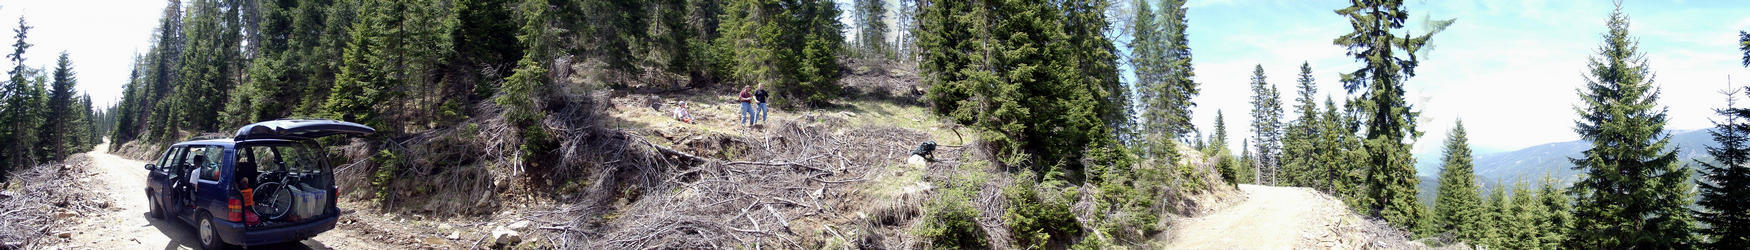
905 155 928 168
508 220 532 231
491 227 522 246
447 231 461 240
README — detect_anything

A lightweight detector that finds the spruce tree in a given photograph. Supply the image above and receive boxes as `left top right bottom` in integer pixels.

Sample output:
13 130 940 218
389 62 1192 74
1211 110 1239 184
1281 62 1319 187
1210 110 1229 154
497 0 557 159
1317 97 1356 196
1695 79 1750 248
1507 182 1544 249
1567 5 1700 248
172 0 239 133
145 0 186 142
1135 0 1197 153
1433 120 1483 244
1130 0 1165 153
716 0 842 107
41 52 77 160
1333 0 1449 230
0 17 35 170
1247 65 1282 185
324 5 389 129
852 0 889 59
1538 176 1574 249
1480 185 1506 248
1238 140 1254 184
1740 31 1748 67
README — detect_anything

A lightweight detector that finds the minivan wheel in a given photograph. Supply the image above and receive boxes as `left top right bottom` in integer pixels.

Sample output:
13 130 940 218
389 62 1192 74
199 214 232 250
145 192 160 218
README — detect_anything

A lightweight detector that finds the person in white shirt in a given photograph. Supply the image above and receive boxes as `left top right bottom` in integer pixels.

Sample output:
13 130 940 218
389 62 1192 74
673 101 694 124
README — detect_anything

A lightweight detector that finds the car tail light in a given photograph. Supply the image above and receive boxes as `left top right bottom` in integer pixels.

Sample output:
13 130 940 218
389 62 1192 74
227 197 243 222
245 209 259 226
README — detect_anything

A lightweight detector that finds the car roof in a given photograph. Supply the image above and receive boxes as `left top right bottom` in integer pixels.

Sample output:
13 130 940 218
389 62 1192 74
173 139 236 146
173 138 313 147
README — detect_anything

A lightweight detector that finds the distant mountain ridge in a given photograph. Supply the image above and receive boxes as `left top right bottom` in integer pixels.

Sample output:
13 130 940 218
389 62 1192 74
1423 128 1716 188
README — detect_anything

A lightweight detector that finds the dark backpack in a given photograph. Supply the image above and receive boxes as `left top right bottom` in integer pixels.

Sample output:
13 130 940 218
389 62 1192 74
911 141 937 159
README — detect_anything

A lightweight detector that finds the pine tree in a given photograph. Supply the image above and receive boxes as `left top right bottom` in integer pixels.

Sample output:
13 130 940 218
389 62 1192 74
1333 0 1449 230
1336 98 1371 207
1247 65 1282 185
1480 185 1506 248
1506 182 1544 249
1210 110 1228 153
1281 62 1319 187
1740 31 1748 67
1318 97 1358 198
1237 140 1254 184
1211 110 1240 184
172 0 240 133
1695 79 1750 248
73 95 95 152
1567 4 1700 248
144 0 186 142
1433 120 1484 244
40 52 77 160
496 0 557 159
324 4 389 129
852 0 889 59
1129 0 1165 153
0 17 36 171
716 0 842 107
1538 176 1574 249
1135 0 1197 154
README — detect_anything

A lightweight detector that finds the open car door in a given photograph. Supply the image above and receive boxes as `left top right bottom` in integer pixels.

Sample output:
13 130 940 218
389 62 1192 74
234 119 375 141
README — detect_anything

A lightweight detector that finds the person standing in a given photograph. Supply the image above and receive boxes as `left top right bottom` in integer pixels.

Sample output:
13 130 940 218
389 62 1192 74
754 83 770 124
738 85 755 126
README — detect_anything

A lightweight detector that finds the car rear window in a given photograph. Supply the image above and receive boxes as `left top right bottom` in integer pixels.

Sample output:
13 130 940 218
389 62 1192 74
242 143 324 173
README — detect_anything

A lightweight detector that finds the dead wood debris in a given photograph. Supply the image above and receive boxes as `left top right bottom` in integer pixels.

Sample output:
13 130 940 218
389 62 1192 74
0 155 107 249
533 118 929 249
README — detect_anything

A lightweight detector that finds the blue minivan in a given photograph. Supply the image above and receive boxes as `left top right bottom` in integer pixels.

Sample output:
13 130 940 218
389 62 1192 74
143 119 373 249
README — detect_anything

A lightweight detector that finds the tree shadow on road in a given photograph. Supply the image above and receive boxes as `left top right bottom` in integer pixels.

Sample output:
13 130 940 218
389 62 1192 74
143 212 333 250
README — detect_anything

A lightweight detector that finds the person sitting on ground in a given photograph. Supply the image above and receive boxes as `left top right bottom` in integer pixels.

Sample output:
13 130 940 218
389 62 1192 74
673 101 694 124
754 83 769 124
738 85 755 126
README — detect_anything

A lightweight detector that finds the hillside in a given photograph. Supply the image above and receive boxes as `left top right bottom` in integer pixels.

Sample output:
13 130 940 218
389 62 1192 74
1413 129 1716 200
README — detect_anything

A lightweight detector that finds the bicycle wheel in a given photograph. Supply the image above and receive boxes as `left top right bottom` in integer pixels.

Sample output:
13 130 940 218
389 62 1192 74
253 182 294 220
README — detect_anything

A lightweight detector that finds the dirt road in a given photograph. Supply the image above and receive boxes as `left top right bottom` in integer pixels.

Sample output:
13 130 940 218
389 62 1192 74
56 144 384 249
1163 184 1353 249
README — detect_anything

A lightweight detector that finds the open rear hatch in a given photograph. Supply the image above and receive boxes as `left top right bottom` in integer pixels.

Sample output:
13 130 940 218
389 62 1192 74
234 119 375 141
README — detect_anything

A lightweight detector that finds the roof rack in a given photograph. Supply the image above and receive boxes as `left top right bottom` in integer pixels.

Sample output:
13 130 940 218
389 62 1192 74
190 134 232 141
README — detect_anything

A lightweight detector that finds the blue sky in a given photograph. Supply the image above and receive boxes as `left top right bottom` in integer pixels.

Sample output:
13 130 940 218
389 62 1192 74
1145 0 1750 161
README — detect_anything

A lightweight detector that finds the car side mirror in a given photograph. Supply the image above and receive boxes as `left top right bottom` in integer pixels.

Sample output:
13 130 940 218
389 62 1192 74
144 164 156 171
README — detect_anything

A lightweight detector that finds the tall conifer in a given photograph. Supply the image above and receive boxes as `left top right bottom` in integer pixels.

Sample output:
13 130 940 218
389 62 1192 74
1433 121 1483 243
1247 65 1282 185
1695 78 1750 248
1567 4 1699 248
1333 0 1449 229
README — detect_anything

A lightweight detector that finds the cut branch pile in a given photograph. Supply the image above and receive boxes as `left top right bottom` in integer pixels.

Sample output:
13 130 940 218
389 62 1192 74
0 154 107 249
540 118 931 249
